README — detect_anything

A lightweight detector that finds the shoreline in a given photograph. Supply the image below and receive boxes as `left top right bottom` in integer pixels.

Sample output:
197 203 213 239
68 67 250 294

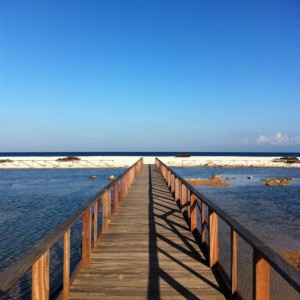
0 155 300 168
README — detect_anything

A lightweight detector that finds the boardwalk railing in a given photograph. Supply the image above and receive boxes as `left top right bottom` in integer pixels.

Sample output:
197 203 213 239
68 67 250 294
0 158 143 299
156 158 300 300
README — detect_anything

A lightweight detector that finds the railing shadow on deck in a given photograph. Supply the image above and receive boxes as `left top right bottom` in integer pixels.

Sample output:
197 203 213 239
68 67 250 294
156 158 300 300
147 165 229 299
0 158 144 299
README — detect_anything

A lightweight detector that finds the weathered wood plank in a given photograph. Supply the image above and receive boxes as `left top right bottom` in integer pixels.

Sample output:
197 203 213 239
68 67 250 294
69 164 226 299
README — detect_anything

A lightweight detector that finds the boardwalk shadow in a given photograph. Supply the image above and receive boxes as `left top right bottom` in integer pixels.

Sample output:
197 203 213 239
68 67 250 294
148 165 228 299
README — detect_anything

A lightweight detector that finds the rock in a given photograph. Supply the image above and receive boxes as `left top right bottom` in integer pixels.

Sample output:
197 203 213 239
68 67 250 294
57 156 81 162
90 175 97 179
247 176 253 180
0 159 13 163
210 174 221 180
109 175 115 181
175 152 191 157
261 178 293 186
273 157 299 164
283 251 300 270
186 178 229 187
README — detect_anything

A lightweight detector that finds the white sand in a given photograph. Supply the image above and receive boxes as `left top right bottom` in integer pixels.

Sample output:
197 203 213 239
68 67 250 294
0 155 299 168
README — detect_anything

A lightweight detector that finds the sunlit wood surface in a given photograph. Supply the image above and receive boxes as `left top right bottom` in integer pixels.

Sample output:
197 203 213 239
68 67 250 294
69 164 227 299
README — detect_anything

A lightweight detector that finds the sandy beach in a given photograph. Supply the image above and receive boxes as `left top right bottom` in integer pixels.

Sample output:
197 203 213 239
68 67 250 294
0 155 299 168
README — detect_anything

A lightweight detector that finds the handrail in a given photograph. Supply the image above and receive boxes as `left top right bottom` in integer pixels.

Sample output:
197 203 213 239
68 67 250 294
0 157 143 298
155 158 300 299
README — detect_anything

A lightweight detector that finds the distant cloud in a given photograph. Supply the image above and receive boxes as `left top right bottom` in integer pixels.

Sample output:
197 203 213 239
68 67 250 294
240 138 249 145
256 132 300 145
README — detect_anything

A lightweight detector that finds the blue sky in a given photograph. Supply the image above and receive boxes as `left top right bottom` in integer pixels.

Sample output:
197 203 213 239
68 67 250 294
1 1 300 152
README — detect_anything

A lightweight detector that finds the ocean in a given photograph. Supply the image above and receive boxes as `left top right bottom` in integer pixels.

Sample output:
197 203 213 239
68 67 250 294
0 167 126 299
0 152 299 299
173 166 300 300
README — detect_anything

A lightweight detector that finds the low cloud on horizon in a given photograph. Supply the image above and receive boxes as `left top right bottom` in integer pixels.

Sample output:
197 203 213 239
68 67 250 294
240 132 300 146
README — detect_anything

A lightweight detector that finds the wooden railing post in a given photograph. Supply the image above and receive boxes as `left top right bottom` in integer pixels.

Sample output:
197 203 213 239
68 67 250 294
180 184 187 215
190 193 197 232
231 229 237 296
171 174 175 194
187 188 191 218
93 201 98 248
209 210 219 268
32 250 49 300
113 181 119 214
62 229 70 300
82 208 91 269
108 189 112 220
120 178 124 202
253 251 270 300
175 178 179 202
102 192 109 233
201 201 206 245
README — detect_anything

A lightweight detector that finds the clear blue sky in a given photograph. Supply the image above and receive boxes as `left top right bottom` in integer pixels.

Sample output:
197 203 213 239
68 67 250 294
1 1 300 152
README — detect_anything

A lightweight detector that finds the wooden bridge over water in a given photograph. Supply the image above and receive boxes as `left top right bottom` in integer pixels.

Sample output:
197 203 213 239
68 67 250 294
69 164 226 299
0 158 299 299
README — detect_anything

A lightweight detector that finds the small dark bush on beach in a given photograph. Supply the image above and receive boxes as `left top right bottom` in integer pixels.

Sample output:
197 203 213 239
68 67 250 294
175 153 191 158
273 157 299 164
57 156 81 162
0 159 13 163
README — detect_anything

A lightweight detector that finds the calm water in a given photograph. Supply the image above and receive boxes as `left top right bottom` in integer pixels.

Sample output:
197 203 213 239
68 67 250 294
0 168 125 299
172 166 300 299
0 166 299 299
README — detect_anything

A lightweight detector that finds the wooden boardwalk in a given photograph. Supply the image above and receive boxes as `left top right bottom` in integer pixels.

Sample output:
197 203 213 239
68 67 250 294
69 164 227 299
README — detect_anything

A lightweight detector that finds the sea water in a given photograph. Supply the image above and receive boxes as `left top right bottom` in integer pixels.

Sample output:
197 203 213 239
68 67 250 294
0 168 125 299
0 166 299 299
172 166 300 299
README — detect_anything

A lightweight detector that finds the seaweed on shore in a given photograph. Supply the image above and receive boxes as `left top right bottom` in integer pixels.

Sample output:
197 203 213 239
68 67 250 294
273 157 299 164
0 159 13 163
283 251 300 270
176 152 191 158
56 156 81 162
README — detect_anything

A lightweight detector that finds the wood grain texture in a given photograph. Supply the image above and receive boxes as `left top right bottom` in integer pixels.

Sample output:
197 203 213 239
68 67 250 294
62 230 70 300
190 193 197 232
209 211 219 268
254 251 270 300
82 209 91 269
231 229 237 296
32 250 49 300
69 164 226 299
93 202 98 248
113 181 119 214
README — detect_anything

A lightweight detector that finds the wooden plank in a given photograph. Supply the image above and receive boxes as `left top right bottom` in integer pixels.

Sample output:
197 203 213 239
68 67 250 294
69 164 226 299
82 209 91 269
190 193 197 232
201 201 206 244
231 229 237 296
62 229 70 300
180 183 187 214
102 192 109 233
113 181 119 214
32 250 49 300
254 251 270 300
93 202 98 248
209 210 219 268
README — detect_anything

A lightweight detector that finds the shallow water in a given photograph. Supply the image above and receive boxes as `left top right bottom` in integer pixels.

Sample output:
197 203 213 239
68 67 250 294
0 167 299 299
0 168 125 298
172 166 300 299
